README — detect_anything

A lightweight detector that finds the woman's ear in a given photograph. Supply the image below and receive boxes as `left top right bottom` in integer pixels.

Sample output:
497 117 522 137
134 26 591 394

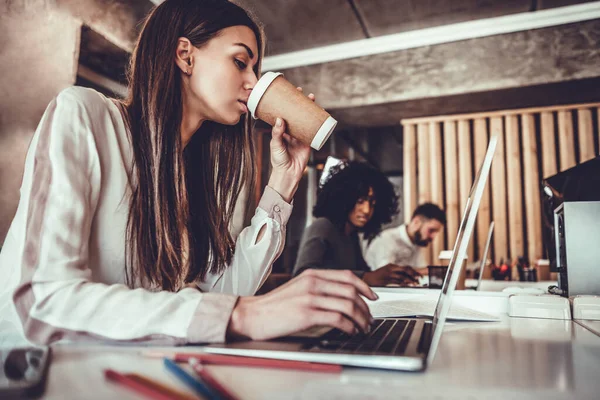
175 37 193 75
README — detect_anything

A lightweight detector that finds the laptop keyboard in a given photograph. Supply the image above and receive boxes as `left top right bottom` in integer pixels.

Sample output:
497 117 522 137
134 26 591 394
311 318 432 355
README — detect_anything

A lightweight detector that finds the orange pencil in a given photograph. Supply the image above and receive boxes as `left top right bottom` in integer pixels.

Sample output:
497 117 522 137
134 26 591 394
127 373 199 400
105 369 173 400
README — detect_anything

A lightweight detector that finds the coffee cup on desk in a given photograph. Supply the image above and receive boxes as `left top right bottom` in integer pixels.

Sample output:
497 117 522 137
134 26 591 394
247 72 337 150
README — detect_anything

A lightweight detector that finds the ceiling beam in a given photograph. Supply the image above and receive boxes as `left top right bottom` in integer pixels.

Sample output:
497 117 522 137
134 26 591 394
280 19 600 122
262 1 600 70
329 76 600 127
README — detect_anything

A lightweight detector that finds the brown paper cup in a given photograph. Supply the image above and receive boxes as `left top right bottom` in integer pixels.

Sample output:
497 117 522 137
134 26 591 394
247 72 337 150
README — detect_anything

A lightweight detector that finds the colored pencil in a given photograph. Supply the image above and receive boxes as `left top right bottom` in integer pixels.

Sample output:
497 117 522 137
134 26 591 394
105 369 173 400
163 357 219 400
128 373 199 400
142 351 342 373
189 357 240 400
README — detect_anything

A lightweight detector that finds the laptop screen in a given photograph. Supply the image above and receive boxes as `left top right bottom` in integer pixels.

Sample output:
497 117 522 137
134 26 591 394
426 134 499 366
476 221 495 290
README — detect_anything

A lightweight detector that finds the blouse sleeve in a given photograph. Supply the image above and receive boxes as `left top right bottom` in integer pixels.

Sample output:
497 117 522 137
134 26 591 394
197 186 293 295
12 88 238 345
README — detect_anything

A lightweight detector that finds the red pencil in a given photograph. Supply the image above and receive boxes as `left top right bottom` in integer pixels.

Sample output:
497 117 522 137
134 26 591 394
104 369 174 400
189 358 240 400
142 351 342 373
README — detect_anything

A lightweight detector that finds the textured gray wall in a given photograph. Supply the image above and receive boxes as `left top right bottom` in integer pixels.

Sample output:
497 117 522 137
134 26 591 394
0 0 81 245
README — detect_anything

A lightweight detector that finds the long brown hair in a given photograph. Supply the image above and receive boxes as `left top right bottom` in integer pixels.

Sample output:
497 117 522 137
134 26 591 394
122 0 264 291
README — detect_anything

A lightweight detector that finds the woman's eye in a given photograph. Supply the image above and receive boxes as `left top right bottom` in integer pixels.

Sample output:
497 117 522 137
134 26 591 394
234 59 247 70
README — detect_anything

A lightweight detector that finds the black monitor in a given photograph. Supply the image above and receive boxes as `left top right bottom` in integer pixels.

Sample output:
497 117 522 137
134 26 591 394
541 156 600 272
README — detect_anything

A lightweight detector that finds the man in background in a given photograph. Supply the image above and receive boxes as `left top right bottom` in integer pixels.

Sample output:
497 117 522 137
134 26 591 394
366 203 446 270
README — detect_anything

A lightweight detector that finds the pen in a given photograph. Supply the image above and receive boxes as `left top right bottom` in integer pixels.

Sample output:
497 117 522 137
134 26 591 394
105 369 174 400
163 357 219 400
189 357 240 400
142 351 342 373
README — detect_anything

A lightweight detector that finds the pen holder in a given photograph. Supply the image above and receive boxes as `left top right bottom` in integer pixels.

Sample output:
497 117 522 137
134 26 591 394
428 265 448 289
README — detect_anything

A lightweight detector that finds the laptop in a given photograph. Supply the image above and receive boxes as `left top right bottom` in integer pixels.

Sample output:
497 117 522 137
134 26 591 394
475 221 495 291
199 134 499 371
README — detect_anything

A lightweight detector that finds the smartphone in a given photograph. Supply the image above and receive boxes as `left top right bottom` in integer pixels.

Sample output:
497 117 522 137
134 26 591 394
0 346 51 398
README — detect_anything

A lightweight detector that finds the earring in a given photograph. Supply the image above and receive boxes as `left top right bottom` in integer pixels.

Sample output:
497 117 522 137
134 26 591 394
186 69 190 75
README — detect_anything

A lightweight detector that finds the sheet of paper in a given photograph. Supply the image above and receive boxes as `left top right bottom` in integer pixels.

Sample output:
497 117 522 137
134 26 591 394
369 299 500 321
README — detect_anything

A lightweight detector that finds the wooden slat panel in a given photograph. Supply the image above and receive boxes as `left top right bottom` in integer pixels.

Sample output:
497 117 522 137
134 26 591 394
473 118 492 259
443 121 459 251
522 113 543 262
577 108 595 163
473 118 491 262
505 115 524 260
417 123 431 204
400 102 600 279
457 119 475 261
417 122 432 264
558 110 576 171
429 122 445 263
403 124 418 225
490 117 508 264
540 111 557 179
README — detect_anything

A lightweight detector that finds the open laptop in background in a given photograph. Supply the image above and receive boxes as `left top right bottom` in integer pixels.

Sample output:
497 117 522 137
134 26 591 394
199 134 499 372
475 221 495 291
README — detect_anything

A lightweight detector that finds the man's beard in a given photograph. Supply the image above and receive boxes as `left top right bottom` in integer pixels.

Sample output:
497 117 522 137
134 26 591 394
414 230 431 247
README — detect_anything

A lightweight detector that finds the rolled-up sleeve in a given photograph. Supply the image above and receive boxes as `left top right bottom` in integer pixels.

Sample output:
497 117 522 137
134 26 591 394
200 186 293 296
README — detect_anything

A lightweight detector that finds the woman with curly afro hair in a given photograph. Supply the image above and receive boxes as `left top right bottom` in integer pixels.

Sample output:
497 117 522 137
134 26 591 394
293 161 421 286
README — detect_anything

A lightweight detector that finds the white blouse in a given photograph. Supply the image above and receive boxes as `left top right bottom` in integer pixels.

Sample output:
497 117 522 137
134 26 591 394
0 87 292 345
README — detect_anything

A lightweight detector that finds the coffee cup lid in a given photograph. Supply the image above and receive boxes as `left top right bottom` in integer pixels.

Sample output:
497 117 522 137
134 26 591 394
311 116 337 150
247 71 283 119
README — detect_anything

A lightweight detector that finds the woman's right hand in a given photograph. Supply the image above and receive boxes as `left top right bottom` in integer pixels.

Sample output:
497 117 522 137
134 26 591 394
227 269 378 341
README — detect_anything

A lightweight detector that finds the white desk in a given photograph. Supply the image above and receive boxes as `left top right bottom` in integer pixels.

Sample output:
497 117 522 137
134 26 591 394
576 320 600 337
34 290 600 399
465 279 557 292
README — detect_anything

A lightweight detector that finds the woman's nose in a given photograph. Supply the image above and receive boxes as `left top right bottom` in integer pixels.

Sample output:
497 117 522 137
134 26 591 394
245 72 258 91
361 202 372 213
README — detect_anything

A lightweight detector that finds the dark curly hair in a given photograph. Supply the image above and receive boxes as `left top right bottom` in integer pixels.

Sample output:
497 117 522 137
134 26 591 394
313 161 399 241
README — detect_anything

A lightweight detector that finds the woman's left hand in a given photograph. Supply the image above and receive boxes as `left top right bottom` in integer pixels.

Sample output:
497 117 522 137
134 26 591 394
267 88 314 202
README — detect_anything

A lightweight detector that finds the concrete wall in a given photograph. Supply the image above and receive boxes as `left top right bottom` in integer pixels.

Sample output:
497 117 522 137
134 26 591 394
0 0 81 245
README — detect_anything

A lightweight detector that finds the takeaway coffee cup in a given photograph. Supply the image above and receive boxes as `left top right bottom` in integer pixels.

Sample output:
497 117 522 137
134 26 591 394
247 72 337 150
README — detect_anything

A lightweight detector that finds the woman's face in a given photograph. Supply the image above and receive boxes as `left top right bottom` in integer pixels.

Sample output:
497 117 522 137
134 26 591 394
348 187 376 229
184 26 259 125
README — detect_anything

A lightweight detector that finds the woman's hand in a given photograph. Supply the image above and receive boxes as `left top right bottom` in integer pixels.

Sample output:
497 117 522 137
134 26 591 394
267 88 314 202
227 269 378 341
363 264 422 287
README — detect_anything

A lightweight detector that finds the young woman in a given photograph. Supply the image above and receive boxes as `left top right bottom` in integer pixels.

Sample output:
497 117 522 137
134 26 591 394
0 0 375 345
293 161 421 287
